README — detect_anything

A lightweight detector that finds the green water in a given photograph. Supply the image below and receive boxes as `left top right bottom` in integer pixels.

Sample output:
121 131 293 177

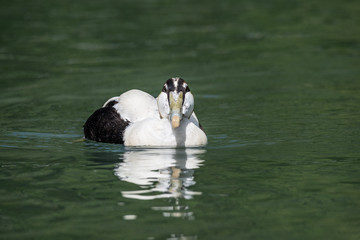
1 0 360 239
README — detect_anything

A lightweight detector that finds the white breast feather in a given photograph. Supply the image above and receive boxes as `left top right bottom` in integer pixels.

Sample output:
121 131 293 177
103 89 207 147
124 116 207 147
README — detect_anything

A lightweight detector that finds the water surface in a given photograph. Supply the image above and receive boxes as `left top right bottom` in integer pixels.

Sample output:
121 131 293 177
1 0 360 239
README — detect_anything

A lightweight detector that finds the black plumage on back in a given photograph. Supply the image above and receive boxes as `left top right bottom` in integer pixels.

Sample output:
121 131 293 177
83 102 130 144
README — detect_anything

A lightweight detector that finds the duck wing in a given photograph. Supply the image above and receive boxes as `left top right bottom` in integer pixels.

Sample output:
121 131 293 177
84 100 130 144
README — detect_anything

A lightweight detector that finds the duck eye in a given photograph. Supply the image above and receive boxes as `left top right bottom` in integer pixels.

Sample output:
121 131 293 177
162 86 167 92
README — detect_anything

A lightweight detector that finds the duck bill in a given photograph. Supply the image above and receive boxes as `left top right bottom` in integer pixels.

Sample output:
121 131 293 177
171 113 181 128
169 91 183 128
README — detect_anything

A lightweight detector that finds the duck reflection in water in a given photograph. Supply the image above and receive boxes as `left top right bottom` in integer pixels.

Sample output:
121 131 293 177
115 148 205 200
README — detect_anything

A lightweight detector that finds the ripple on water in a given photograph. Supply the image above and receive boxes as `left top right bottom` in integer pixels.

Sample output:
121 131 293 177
10 131 81 139
0 131 83 149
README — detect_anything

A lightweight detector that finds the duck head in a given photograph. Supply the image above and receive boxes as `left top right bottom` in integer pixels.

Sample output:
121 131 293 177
157 77 194 128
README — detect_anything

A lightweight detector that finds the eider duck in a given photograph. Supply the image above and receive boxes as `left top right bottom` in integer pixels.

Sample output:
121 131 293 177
83 77 207 147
